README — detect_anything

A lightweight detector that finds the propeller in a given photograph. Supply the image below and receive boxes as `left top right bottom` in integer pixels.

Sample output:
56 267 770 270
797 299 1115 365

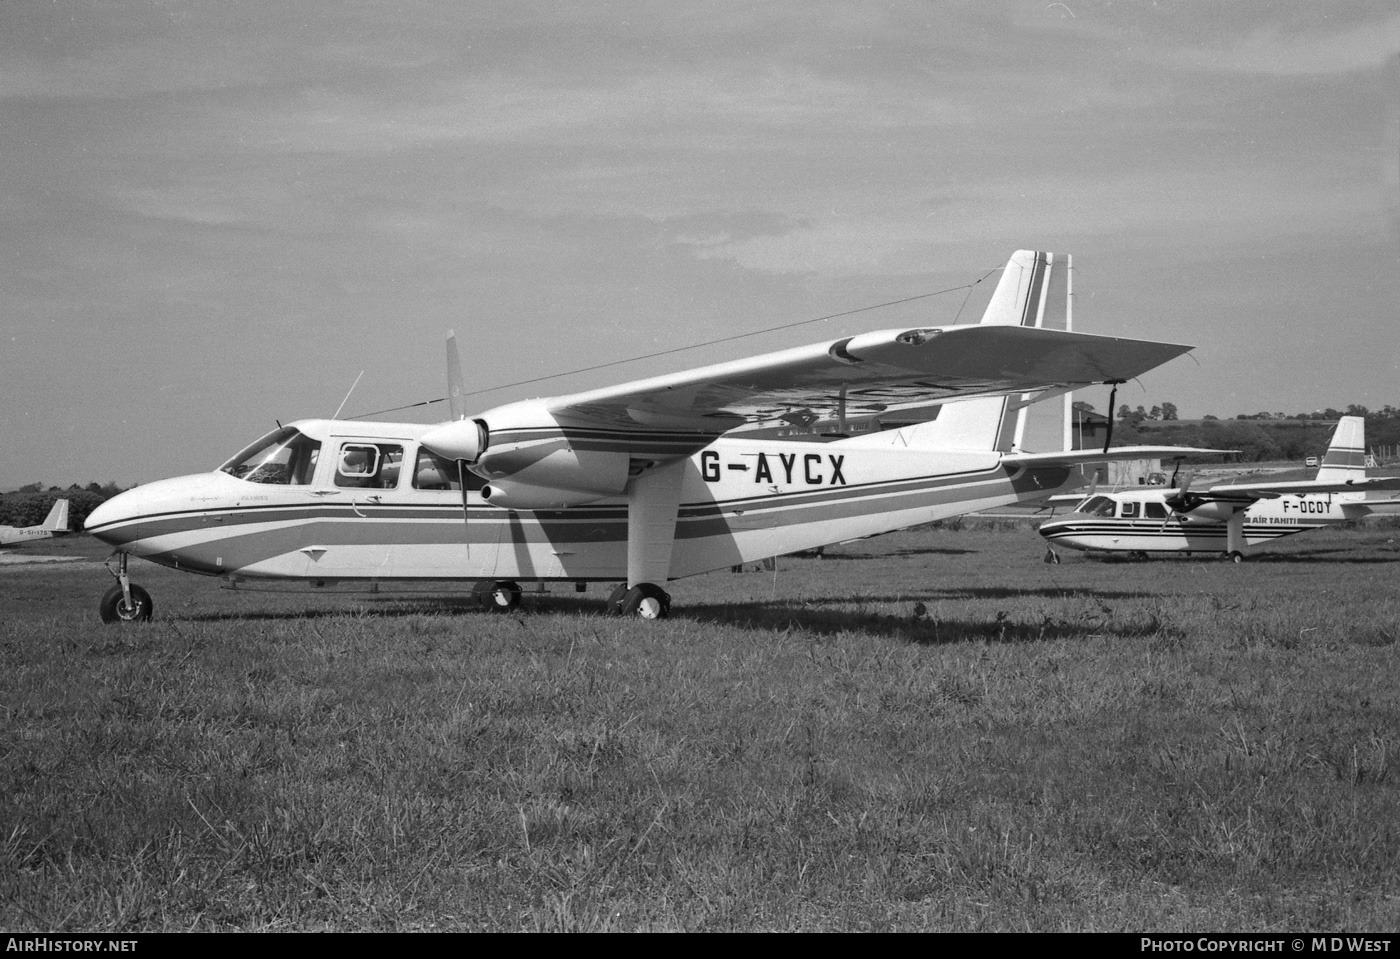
446 331 472 553
1163 470 1202 520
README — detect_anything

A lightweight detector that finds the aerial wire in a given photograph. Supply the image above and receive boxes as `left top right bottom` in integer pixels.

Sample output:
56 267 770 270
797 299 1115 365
349 264 1003 419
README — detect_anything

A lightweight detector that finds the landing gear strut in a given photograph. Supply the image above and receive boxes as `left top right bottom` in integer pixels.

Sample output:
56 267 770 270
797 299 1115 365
100 552 153 624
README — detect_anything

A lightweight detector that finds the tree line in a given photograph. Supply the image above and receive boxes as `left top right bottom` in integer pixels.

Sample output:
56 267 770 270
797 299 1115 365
0 483 126 531
1110 404 1400 463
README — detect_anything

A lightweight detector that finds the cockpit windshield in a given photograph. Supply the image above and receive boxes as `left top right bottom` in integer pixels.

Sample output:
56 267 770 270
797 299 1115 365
1078 496 1117 517
220 427 322 485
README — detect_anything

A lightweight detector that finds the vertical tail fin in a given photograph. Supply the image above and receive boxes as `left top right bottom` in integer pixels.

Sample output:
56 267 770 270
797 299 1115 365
978 250 1071 452
855 250 1073 454
41 499 69 533
1315 416 1367 481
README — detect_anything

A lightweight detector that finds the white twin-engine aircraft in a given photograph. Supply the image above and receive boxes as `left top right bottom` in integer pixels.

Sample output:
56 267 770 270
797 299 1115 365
86 250 1213 623
0 499 70 547
1038 415 1400 563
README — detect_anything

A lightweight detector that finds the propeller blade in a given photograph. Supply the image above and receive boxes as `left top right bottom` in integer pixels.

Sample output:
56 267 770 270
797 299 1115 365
457 459 471 557
446 330 467 421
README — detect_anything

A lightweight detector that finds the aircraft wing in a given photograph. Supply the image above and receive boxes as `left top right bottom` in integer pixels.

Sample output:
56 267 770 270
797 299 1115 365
545 324 1193 431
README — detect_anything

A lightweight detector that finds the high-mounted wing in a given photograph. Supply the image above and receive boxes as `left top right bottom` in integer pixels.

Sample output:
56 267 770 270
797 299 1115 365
547 324 1192 432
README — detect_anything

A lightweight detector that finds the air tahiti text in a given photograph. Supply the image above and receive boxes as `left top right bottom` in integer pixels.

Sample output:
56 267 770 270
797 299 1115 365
700 451 847 486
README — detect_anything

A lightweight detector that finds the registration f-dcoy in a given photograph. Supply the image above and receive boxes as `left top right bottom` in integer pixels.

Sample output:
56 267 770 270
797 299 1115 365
86 250 1213 622
1038 415 1400 563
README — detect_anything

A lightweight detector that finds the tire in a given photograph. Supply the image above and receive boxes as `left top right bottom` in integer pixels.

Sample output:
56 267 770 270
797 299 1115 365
477 580 522 612
99 584 153 624
1227 551 1244 564
605 583 629 615
618 583 670 620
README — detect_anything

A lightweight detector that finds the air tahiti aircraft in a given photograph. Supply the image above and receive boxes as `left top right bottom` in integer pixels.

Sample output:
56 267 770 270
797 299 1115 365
0 499 70 547
86 250 1215 623
1038 415 1400 563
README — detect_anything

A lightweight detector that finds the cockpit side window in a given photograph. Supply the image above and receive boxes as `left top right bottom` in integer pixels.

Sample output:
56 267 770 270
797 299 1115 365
220 427 322 485
1120 502 1140 519
1081 496 1115 517
1145 502 1168 520
335 443 404 489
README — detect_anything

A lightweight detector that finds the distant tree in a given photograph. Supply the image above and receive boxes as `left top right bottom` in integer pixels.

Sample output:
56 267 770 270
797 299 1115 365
1346 404 1370 417
1148 405 1162 421
1160 402 1179 421
1203 413 1218 420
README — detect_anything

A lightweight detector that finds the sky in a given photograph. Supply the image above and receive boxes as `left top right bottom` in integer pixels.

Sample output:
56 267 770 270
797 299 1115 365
3 0 1399 489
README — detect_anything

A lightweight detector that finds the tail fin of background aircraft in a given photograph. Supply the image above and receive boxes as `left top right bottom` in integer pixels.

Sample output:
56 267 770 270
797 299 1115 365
41 499 69 533
1314 415 1367 482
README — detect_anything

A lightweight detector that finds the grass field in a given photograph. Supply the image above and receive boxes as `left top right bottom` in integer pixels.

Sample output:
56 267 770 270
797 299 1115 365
2 519 1399 931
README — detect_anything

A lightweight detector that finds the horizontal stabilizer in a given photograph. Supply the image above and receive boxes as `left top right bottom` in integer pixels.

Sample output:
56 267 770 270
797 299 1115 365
1205 476 1400 498
1000 446 1231 469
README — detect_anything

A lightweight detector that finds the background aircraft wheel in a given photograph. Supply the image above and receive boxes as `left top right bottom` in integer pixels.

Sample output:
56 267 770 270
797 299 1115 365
605 583 629 615
99 584 153 624
477 581 522 612
1227 551 1244 564
619 583 670 620
1043 548 1060 565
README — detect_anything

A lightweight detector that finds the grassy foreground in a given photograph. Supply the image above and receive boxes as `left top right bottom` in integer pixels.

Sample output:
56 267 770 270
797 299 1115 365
2 521 1399 931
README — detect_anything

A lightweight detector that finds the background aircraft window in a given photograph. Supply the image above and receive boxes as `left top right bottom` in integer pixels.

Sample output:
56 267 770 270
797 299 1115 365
1120 502 1139 518
220 427 322 485
1145 502 1168 519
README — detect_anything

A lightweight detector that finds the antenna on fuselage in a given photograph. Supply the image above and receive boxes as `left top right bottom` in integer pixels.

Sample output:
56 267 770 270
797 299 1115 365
332 371 366 421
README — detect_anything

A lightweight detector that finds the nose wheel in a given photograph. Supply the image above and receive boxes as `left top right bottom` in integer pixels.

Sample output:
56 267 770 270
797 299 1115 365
100 553 153 623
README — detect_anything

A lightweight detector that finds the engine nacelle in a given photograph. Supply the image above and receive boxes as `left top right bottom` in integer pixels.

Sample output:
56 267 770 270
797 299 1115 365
480 480 613 510
479 447 630 496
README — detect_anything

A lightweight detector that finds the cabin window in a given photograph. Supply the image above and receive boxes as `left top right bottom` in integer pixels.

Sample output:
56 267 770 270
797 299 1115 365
1080 496 1116 517
220 427 322 485
411 448 485 491
335 443 404 489
1145 502 1168 520
1119 502 1140 519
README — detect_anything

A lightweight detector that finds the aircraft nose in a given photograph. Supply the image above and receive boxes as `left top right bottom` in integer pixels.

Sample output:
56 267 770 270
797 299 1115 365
85 488 146 545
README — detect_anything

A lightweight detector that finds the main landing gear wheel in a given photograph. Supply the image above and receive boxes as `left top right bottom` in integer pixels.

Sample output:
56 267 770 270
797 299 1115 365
605 583 629 615
477 581 522 612
617 583 671 620
1225 551 1245 564
1043 548 1060 565
99 583 153 624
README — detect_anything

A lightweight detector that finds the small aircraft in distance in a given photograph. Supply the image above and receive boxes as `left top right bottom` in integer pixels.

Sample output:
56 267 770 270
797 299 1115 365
1037 416 1400 563
0 499 71 547
85 249 1218 623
